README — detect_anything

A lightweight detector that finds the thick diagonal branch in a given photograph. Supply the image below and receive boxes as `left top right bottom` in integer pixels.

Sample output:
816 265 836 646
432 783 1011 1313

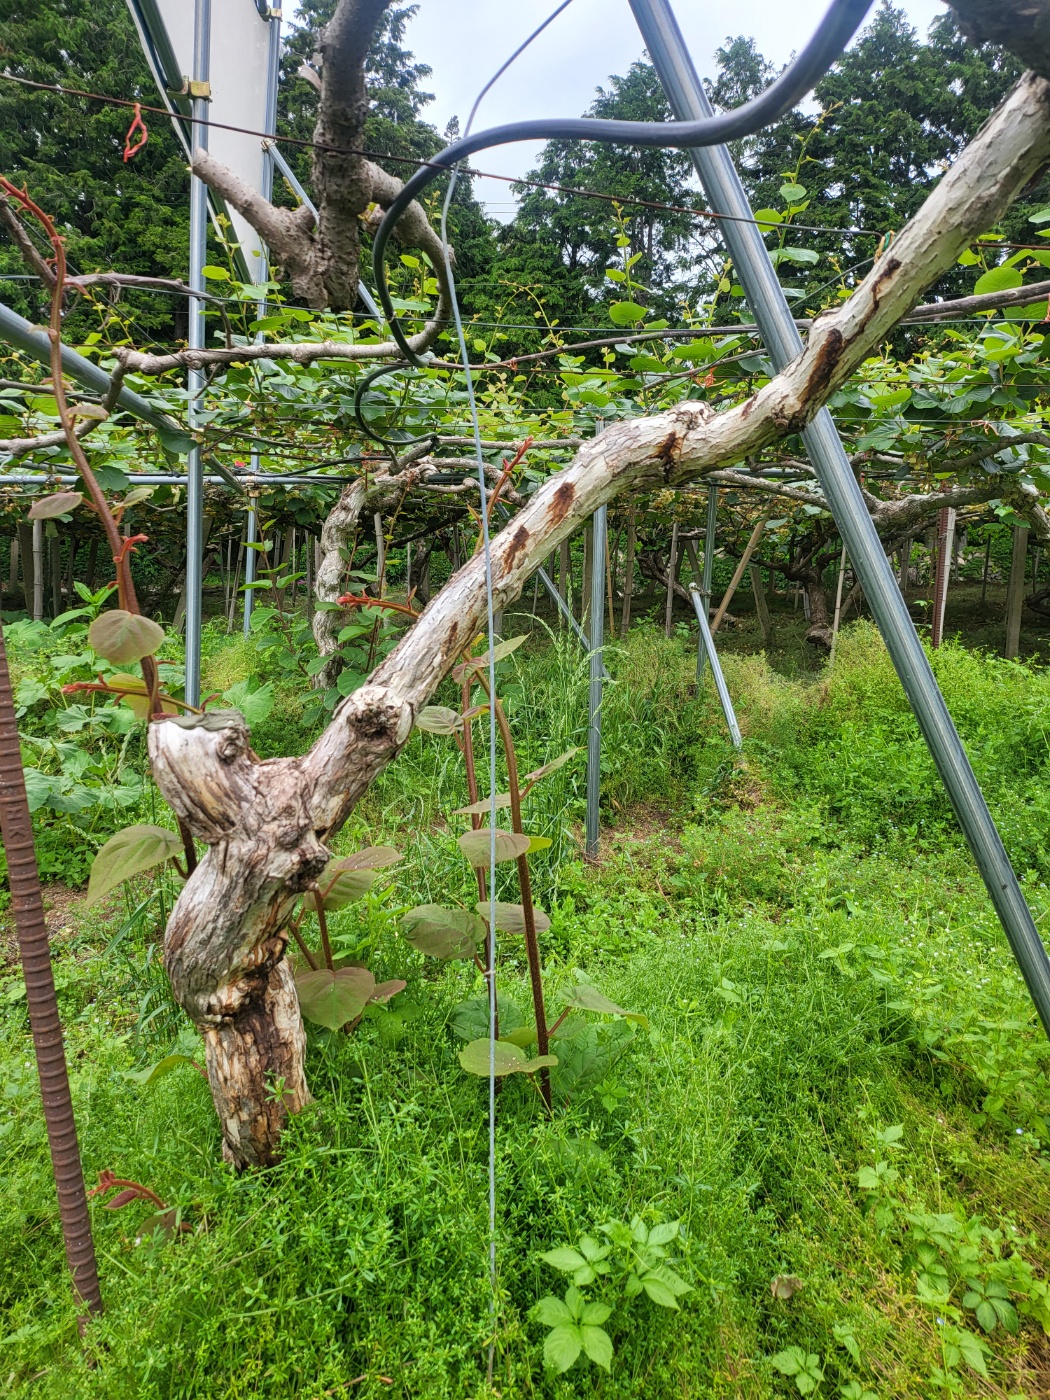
148 70 1050 1168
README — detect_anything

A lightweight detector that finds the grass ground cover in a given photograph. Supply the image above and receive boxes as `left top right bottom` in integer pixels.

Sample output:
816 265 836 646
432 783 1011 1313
3 622 1050 1397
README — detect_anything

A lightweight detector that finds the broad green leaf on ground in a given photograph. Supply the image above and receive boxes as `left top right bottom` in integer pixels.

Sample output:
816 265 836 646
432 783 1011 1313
475 901 551 934
543 1323 582 1372
562 983 649 1028
580 1323 613 1369
457 829 530 865
88 610 165 665
221 678 275 726
532 1295 573 1327
401 905 484 959
770 1347 825 1394
295 966 375 1030
551 1021 635 1098
124 1053 203 1086
450 994 525 1042
457 1038 557 1077
86 824 184 906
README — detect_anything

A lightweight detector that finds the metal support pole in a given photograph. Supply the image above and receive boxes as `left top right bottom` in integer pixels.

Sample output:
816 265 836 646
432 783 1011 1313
0 302 177 434
632 0 1050 1033
184 0 211 708
689 583 742 750
586 506 607 857
702 484 717 596
243 493 258 637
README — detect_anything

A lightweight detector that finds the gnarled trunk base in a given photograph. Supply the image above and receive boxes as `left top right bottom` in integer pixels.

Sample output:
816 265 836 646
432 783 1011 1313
204 960 309 1168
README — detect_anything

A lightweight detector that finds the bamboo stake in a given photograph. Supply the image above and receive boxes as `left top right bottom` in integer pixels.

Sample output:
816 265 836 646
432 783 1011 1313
829 542 848 666
605 530 617 639
1005 525 1028 659
620 507 636 634
665 522 679 637
749 562 772 646
711 508 772 634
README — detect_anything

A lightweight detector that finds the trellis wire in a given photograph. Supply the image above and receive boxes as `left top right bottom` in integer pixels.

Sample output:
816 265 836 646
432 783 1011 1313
436 3 580 1375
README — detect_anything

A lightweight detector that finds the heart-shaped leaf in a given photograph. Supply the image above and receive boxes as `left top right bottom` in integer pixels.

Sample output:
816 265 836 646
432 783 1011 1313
88 610 165 665
562 983 649 1028
318 851 398 909
973 265 1023 295
522 748 580 785
86 823 184 906
475 900 551 934
124 1053 202 1086
457 829 530 866
120 485 156 508
401 905 484 959
339 845 402 871
415 705 462 734
109 673 179 720
608 300 647 326
452 634 528 681
320 868 376 910
452 793 512 816
295 965 376 1029
450 994 524 1041
369 979 406 1004
28 491 83 520
500 1025 538 1048
458 1038 557 1077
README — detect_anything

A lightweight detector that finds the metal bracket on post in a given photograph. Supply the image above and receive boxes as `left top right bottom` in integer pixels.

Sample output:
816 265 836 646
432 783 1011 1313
689 584 742 750
631 0 1050 1034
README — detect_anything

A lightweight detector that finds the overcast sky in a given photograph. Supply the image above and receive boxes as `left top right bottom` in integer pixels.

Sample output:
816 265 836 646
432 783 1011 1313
394 0 946 216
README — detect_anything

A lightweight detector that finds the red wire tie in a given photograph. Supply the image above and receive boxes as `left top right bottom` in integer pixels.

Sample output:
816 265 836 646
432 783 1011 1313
123 104 148 162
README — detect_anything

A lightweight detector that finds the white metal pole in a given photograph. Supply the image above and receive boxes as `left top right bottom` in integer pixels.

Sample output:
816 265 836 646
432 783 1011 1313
689 583 742 749
585 506 607 857
243 494 258 637
184 0 212 707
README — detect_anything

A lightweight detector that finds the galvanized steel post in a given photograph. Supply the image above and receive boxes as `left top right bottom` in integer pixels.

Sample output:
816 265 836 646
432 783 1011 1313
631 0 1050 1033
586 505 607 857
184 0 212 707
